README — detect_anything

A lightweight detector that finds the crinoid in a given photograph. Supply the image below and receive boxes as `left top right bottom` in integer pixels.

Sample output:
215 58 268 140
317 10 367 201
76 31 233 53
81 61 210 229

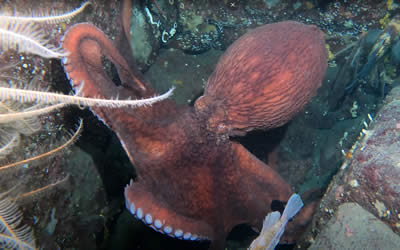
0 194 36 250
0 1 91 58
0 57 81 249
0 1 174 248
0 0 173 108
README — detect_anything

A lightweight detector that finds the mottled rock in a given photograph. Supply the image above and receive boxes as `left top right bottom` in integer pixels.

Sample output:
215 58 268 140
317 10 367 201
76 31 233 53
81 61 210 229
309 203 400 250
391 39 400 64
144 48 222 104
128 6 161 71
298 86 400 249
345 86 400 231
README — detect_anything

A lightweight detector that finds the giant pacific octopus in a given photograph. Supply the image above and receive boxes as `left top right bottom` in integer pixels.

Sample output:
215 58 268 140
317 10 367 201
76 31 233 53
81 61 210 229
61 20 327 249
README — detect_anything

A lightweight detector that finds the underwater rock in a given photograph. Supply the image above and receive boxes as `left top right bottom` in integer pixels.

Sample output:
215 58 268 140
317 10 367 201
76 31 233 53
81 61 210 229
345 86 400 229
298 85 400 248
309 203 400 250
391 39 400 64
128 6 161 71
363 29 383 50
144 48 223 105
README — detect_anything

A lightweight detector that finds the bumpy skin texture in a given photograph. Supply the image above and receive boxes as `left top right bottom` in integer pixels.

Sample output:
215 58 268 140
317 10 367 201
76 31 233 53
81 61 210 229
61 21 327 249
195 21 327 136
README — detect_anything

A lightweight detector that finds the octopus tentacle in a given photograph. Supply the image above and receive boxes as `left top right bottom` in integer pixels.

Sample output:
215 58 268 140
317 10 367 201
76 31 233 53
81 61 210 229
124 180 214 241
61 23 152 99
221 143 293 229
61 23 183 163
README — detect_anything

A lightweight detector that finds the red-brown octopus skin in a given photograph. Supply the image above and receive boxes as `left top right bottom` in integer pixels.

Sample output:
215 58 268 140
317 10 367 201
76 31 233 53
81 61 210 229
61 21 327 249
